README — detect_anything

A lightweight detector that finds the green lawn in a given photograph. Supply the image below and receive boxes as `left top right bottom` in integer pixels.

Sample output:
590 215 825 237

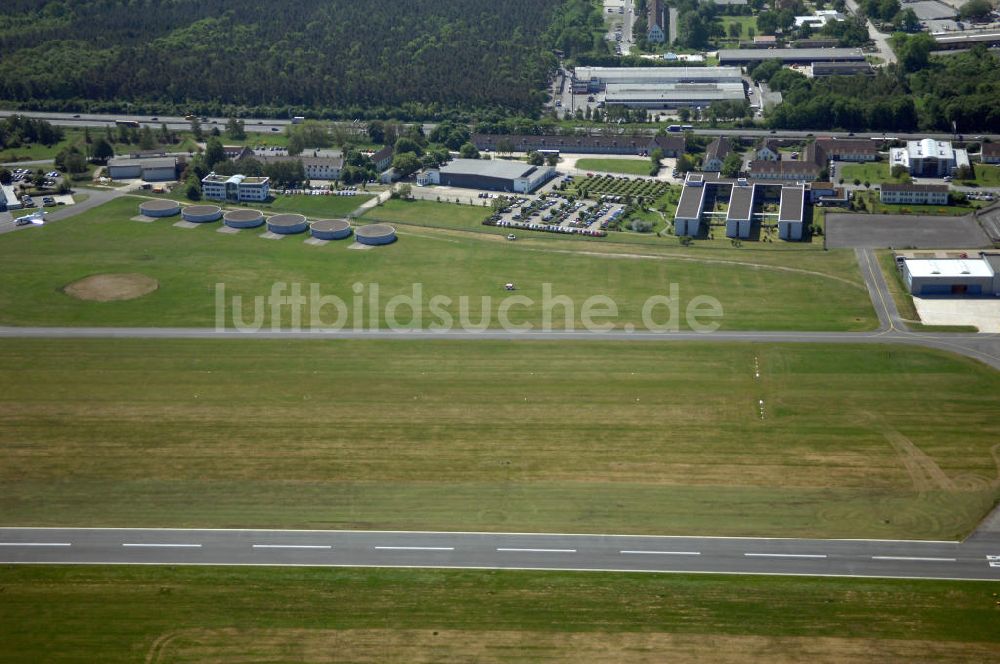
839 162 905 185
2 339 998 539
959 163 1000 187
0 196 876 331
257 192 374 217
2 566 999 663
717 15 758 41
364 197 492 229
574 158 654 176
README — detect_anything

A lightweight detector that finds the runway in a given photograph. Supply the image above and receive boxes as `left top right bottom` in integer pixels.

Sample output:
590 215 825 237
2 528 998 581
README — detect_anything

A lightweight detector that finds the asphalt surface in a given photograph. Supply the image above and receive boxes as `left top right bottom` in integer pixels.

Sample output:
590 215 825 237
1 527 998 580
2 109 996 143
827 213 993 250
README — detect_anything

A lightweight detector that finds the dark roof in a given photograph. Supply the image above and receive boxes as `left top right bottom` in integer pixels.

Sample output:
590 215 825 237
816 138 877 155
727 183 754 222
881 183 949 193
778 186 805 223
811 61 875 76
981 143 1000 157
704 137 731 164
472 133 685 154
371 145 394 162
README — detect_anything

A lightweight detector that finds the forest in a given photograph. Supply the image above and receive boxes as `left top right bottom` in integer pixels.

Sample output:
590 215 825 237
0 0 573 120
760 45 1000 132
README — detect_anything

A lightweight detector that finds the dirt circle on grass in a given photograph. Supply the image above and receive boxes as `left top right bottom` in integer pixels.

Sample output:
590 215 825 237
63 273 159 302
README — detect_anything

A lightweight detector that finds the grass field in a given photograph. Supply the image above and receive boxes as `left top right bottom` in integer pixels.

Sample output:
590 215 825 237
717 15 758 41
0 196 876 330
959 163 1000 187
2 339 998 539
574 158 653 176
252 192 373 217
839 162 904 184
2 566 999 663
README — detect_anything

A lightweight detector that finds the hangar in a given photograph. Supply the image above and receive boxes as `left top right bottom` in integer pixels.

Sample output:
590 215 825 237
419 159 556 193
901 255 1000 296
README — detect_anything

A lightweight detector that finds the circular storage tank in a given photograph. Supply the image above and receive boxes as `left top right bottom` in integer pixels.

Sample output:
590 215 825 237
139 200 180 218
224 209 265 229
267 213 309 235
182 204 223 223
310 218 352 240
355 223 397 246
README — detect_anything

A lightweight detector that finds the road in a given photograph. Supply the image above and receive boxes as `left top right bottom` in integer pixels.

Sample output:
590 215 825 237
0 186 122 235
1 527 997 580
4 109 996 144
844 0 897 66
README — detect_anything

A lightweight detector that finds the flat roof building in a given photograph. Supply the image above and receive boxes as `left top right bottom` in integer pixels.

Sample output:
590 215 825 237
603 82 746 109
201 173 271 202
572 66 743 92
778 186 806 240
107 156 177 182
933 30 1000 50
901 256 999 296
811 61 875 77
718 48 865 65
890 139 969 177
418 159 555 193
472 133 685 157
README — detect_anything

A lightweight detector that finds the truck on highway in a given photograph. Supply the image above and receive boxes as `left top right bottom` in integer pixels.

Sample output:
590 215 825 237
292 116 306 124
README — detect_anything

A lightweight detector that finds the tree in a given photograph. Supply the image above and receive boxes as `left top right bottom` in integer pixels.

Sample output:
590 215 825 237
958 0 992 20
526 151 544 166
204 137 225 170
392 152 422 177
55 147 88 174
226 117 246 140
396 183 413 199
955 164 973 180
394 136 423 157
190 117 203 141
892 32 934 73
890 165 909 179
0 168 11 185
138 126 157 150
721 153 743 178
678 107 692 122
184 176 202 201
367 120 385 144
91 138 114 164
675 154 695 173
497 138 515 155
894 8 920 32
546 153 559 166
728 22 741 39
459 142 480 159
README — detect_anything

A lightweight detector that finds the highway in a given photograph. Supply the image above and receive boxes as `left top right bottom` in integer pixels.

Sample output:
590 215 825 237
2 108 996 143
1 527 997 580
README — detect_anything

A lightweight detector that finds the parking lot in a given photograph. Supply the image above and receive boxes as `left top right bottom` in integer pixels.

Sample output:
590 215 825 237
484 186 625 238
825 212 992 249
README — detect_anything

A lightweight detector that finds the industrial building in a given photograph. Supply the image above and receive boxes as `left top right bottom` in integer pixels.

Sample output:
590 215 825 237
890 139 970 177
717 48 865 65
810 61 875 77
107 156 177 182
223 209 265 229
933 30 1000 51
901 255 1000 296
0 184 22 212
267 213 309 235
182 205 223 223
310 219 352 240
137 200 180 218
202 173 271 202
603 82 746 109
471 133 685 157
418 159 555 193
571 66 743 93
355 223 397 246
880 183 950 206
